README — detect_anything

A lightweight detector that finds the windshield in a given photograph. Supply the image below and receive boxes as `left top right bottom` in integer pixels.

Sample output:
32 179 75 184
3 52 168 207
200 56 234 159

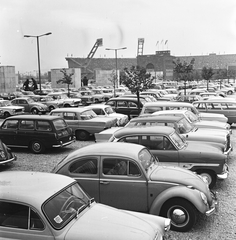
80 109 97 120
53 119 67 130
169 131 186 149
177 118 194 133
105 106 115 114
43 183 90 229
138 148 157 171
185 110 199 123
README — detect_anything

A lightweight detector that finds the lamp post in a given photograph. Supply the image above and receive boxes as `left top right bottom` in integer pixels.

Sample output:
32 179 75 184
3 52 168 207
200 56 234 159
105 47 127 96
24 32 52 93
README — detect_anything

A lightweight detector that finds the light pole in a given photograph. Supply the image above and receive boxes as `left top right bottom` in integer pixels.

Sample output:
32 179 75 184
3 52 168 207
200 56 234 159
105 47 127 96
24 32 52 93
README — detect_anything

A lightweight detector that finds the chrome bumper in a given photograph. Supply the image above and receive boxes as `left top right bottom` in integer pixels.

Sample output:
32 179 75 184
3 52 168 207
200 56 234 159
53 137 76 148
0 155 17 165
217 164 229 180
206 191 218 216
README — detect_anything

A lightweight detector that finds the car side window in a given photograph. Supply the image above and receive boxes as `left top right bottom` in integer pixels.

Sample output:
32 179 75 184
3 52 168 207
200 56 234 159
106 101 115 107
92 108 104 115
30 209 44 230
51 112 63 117
19 99 27 104
117 101 127 108
36 121 52 131
0 201 29 229
69 158 98 174
2 120 18 129
103 159 127 175
64 112 78 120
128 102 137 108
118 136 139 145
19 120 34 130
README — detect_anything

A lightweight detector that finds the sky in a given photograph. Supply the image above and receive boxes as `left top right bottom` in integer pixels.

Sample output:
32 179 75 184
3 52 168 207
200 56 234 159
1 0 236 74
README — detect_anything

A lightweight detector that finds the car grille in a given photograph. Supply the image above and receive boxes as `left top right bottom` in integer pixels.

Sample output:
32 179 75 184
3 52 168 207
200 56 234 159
15 109 23 113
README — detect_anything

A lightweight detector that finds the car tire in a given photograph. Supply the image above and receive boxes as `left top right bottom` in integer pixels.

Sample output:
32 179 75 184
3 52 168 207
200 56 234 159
160 198 197 232
76 130 90 141
197 170 216 189
49 106 55 111
4 112 11 118
64 104 70 107
30 140 45 154
82 100 87 106
31 108 39 114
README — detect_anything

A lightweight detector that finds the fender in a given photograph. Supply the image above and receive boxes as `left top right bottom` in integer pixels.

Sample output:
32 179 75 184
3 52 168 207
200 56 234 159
149 185 208 215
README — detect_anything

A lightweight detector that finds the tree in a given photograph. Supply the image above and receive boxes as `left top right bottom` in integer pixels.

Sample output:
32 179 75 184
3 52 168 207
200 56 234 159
201 67 214 90
173 58 195 95
121 65 155 111
108 70 117 97
56 68 74 97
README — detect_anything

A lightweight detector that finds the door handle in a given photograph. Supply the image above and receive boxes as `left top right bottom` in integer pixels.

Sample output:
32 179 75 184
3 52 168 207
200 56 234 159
100 181 110 185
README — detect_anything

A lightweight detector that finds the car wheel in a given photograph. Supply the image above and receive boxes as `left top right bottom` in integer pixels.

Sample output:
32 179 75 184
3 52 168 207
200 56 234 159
76 130 90 141
49 106 55 111
30 140 45 154
160 198 197 232
31 108 39 114
227 90 233 95
197 170 216 189
64 104 70 107
95 99 99 103
82 100 87 106
4 112 11 118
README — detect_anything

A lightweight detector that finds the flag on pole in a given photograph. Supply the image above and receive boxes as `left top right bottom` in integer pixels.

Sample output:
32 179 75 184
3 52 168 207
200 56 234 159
165 40 168 45
156 41 159 46
161 39 164 44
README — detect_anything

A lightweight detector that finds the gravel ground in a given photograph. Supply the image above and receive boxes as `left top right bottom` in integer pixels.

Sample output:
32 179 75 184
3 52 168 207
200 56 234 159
1 126 236 240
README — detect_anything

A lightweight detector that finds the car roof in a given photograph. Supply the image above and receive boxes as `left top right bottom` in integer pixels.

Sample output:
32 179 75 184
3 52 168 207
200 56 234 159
6 114 62 121
153 109 187 115
143 101 193 107
51 107 90 113
0 171 75 207
108 97 140 101
129 115 183 123
114 125 175 138
193 98 236 103
65 142 146 161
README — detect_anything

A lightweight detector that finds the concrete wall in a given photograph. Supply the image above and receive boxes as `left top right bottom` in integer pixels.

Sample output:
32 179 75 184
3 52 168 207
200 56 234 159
51 68 81 89
0 66 16 93
95 69 120 87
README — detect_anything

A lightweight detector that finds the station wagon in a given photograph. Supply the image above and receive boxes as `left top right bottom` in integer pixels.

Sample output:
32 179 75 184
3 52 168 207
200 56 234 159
0 115 75 153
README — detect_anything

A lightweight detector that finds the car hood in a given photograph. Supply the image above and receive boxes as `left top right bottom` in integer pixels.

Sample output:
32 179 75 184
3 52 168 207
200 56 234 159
150 165 207 191
184 129 227 143
95 127 122 142
65 203 159 240
199 112 227 122
194 120 228 129
182 141 224 157
108 112 127 119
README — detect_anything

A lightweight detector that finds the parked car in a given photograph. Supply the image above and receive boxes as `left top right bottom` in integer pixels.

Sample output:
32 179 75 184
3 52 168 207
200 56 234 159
52 142 218 232
85 104 129 126
192 98 236 125
0 99 24 118
140 91 171 101
47 92 81 107
125 115 232 154
11 97 48 114
0 92 15 100
140 101 228 123
90 89 106 103
75 91 95 105
0 139 16 165
0 171 171 239
29 95 64 111
152 109 231 132
106 97 145 120
50 107 117 141
0 115 75 153
109 126 229 188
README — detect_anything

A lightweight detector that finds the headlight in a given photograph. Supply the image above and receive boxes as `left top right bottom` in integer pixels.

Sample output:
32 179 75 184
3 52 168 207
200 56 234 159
38 106 43 110
200 192 208 205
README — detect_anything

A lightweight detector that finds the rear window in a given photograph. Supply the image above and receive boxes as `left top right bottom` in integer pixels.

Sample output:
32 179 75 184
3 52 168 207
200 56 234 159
53 119 67 130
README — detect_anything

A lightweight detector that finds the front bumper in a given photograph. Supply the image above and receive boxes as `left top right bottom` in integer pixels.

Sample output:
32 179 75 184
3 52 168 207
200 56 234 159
206 191 218 216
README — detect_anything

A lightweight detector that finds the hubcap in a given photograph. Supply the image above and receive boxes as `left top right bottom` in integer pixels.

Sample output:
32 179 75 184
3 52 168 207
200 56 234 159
33 143 41 151
169 208 187 225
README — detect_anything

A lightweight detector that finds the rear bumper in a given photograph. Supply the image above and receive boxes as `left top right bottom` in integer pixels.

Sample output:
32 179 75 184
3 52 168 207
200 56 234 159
217 164 229 180
52 137 76 148
0 155 17 165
